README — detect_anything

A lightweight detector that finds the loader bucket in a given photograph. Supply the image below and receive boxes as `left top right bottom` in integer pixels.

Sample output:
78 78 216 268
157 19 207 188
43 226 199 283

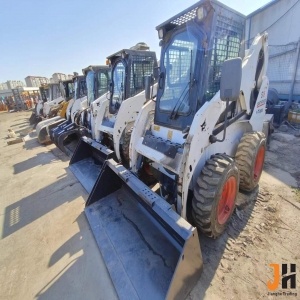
49 120 71 142
51 122 86 156
69 137 116 193
36 116 65 144
85 159 203 300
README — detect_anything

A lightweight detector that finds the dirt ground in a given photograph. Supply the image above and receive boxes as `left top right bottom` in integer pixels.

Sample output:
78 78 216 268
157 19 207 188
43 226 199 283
0 111 300 300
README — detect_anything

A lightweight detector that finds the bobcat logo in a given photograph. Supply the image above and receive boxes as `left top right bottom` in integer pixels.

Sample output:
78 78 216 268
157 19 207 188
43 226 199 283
201 119 206 131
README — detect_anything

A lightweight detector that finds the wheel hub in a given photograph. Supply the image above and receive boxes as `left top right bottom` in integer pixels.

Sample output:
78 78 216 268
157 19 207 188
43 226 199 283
217 176 237 225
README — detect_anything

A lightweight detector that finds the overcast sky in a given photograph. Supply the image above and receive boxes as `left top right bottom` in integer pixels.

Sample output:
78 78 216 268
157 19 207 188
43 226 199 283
0 0 271 83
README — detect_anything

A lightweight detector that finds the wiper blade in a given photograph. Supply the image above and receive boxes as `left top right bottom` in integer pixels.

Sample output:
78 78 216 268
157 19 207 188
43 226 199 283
169 81 190 120
170 50 194 120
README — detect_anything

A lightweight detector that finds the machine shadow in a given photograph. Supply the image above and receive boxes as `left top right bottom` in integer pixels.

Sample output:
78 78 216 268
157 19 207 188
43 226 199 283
35 212 117 300
1 177 87 239
10 121 29 127
13 151 61 174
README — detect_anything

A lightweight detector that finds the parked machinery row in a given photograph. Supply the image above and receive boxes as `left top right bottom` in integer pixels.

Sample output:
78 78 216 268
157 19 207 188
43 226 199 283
31 1 273 299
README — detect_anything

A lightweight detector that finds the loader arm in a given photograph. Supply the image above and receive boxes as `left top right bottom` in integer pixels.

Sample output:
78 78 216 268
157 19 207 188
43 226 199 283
130 100 156 171
113 88 152 162
94 98 109 141
65 98 74 120
90 93 108 140
43 96 64 116
240 33 269 114
70 96 87 123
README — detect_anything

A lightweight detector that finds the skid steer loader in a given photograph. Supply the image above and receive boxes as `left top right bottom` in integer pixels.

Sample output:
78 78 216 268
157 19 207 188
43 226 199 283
49 66 110 155
30 82 64 126
82 1 273 299
36 79 75 144
69 43 157 192
49 74 89 153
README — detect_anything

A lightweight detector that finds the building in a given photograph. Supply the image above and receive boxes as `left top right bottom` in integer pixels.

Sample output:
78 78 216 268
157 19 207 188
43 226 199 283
0 81 25 90
52 73 68 83
25 76 50 87
0 82 8 90
7 80 26 89
246 0 300 100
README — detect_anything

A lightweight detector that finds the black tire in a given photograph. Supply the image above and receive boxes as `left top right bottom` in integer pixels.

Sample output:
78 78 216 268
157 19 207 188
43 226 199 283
235 132 266 192
139 162 156 186
192 154 239 238
121 127 133 163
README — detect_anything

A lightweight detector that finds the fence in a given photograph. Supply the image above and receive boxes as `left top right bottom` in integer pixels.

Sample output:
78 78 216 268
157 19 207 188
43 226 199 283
267 40 300 101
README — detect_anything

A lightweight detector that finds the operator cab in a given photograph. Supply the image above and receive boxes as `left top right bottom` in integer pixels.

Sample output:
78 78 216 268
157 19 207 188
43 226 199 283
83 65 110 107
60 79 75 101
154 1 244 132
107 43 157 115
73 75 87 101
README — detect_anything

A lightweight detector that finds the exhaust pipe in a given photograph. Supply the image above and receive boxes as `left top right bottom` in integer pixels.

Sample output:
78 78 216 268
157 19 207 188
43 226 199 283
85 159 203 300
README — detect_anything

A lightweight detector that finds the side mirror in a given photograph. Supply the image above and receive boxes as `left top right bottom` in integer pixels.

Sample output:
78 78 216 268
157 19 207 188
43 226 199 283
144 75 154 101
220 58 242 102
153 66 159 80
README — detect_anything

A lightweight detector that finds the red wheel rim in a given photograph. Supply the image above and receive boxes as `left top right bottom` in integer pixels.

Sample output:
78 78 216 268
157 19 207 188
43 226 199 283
254 146 265 182
143 163 152 175
217 176 237 225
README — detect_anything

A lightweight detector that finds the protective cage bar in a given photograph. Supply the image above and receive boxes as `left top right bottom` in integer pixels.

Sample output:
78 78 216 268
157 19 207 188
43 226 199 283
206 14 244 100
129 55 156 97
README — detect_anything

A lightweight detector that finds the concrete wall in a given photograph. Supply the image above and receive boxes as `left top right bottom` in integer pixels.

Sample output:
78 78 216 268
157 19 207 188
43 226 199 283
246 0 300 46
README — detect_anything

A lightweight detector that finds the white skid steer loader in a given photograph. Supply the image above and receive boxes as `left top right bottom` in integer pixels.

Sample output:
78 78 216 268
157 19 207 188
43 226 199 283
82 1 273 299
49 74 88 152
36 79 75 144
69 44 157 192
50 67 110 155
30 82 64 126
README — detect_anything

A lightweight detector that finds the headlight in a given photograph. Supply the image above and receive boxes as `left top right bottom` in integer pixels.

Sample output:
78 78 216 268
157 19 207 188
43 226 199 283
197 6 207 20
158 28 164 39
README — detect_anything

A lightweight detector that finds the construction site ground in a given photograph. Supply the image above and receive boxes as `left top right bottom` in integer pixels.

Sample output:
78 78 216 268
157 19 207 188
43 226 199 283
0 110 299 300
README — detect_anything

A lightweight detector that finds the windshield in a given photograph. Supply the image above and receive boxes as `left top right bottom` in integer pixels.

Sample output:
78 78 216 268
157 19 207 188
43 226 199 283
68 82 74 98
97 71 110 97
79 80 87 98
52 84 61 100
159 31 198 114
111 61 126 110
86 71 95 106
